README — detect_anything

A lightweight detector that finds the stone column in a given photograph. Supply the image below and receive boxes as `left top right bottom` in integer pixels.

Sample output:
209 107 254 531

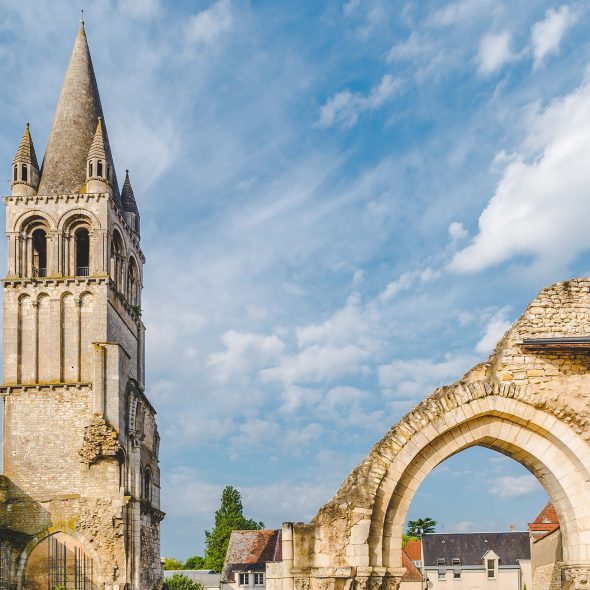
32 300 39 383
6 234 17 277
563 565 590 589
93 344 106 415
26 235 32 277
49 297 62 381
75 299 82 381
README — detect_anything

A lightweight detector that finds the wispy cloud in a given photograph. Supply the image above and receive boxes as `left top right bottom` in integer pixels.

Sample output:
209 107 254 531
319 75 401 128
477 31 515 76
489 475 539 497
531 5 579 69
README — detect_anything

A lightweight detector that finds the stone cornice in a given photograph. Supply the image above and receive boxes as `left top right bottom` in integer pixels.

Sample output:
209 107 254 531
0 382 92 395
3 275 109 287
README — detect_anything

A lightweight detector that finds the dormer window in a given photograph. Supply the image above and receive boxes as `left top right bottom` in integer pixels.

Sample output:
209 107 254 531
97 160 103 177
437 557 446 566
451 558 461 566
22 163 28 182
486 558 496 579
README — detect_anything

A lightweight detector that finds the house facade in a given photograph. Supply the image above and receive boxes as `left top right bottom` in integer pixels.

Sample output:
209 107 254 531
422 532 532 590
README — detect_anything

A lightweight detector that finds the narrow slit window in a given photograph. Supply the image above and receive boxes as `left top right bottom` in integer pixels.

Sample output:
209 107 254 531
106 165 111 181
89 161 93 177
13 165 17 182
97 160 103 177
22 164 28 182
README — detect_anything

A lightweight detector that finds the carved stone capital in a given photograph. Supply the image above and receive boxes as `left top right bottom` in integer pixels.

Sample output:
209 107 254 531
563 566 590 590
381 577 400 590
295 578 310 590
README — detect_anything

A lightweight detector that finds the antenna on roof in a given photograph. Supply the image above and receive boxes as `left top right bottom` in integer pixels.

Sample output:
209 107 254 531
80 9 85 25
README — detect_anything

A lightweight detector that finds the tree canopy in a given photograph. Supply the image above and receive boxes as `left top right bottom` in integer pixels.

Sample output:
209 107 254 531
163 557 186 571
204 485 264 573
185 555 206 570
406 517 437 538
163 573 205 590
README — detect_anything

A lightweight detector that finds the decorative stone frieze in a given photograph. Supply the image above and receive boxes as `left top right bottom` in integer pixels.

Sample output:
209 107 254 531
563 566 590 589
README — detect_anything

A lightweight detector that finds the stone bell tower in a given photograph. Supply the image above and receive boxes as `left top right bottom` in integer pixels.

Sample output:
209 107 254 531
0 22 163 590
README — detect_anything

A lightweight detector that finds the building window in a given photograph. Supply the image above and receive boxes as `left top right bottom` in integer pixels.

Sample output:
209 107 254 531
451 558 461 566
438 570 446 581
88 161 93 177
13 165 17 182
97 160 103 178
32 229 47 277
22 163 28 182
254 573 264 585
437 558 446 566
453 569 461 580
239 573 250 586
107 164 111 181
144 468 152 502
75 228 90 276
486 559 496 579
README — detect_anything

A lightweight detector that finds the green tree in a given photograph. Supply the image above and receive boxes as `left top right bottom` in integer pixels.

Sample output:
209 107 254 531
204 485 264 573
406 517 437 538
185 555 206 570
163 557 186 570
163 573 204 590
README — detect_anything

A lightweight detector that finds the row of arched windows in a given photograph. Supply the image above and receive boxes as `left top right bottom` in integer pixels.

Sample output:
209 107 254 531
17 218 141 308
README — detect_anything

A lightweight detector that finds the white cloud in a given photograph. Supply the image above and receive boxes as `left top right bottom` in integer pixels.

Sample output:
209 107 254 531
430 0 492 27
531 5 579 69
448 221 468 243
387 33 432 63
379 267 440 302
206 330 286 382
477 32 515 75
489 474 540 497
378 354 475 398
450 78 590 274
185 0 233 46
319 75 401 128
475 307 512 355
118 0 161 19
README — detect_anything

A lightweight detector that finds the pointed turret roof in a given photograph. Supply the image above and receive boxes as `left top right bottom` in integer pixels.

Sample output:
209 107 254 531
88 117 114 164
38 23 119 200
121 170 139 215
13 123 39 169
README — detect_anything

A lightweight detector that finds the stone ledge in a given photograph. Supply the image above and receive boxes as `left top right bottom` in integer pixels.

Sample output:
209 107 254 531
0 382 91 394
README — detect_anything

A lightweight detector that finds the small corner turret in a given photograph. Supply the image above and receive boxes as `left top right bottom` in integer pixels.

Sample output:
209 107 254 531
11 123 39 196
85 117 114 195
121 169 140 235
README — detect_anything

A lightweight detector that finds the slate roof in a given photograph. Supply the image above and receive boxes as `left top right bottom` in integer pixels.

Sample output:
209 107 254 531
401 550 423 582
221 530 282 583
13 123 39 168
422 532 530 567
164 570 220 588
38 22 120 203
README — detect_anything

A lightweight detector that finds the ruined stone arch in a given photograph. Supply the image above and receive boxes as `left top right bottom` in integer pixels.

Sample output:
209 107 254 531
276 279 590 590
17 526 104 590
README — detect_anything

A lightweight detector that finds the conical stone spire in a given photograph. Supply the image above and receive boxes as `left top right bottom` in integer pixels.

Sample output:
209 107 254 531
87 117 114 164
38 23 119 200
121 170 139 215
13 123 39 169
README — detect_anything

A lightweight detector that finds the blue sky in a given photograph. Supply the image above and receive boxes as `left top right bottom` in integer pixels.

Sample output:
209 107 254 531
1 0 590 559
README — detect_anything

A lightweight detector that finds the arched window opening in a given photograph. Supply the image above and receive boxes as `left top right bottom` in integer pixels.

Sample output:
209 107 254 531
144 468 152 502
97 160 103 178
88 161 93 177
13 165 17 182
75 228 90 276
110 231 124 291
22 163 28 182
32 229 47 278
127 258 139 306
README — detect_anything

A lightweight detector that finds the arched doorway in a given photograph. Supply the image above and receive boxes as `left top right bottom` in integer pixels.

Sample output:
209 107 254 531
22 532 99 590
